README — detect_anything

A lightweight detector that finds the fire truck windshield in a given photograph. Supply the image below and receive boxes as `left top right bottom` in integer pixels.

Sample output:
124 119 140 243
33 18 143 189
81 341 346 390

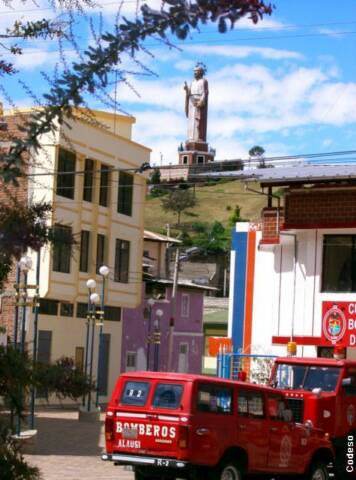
274 364 341 392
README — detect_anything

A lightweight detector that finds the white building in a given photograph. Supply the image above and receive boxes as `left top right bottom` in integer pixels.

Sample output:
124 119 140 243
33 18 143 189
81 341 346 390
203 165 356 360
0 108 150 402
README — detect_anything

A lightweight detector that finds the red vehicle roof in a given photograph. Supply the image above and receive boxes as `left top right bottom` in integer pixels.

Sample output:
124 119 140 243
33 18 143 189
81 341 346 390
275 356 356 367
120 371 279 394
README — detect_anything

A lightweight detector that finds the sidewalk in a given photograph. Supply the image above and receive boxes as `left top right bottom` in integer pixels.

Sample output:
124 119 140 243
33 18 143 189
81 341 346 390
24 409 134 480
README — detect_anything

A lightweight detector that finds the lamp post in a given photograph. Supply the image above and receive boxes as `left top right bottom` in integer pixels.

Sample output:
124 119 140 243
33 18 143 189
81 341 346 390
87 290 100 412
29 250 41 429
153 308 163 371
146 298 155 370
16 255 33 436
95 265 110 409
84 278 97 411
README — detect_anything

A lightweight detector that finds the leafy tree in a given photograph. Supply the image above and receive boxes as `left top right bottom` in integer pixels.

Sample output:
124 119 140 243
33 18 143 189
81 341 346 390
0 345 94 479
149 168 161 185
0 428 41 480
0 0 273 181
191 221 230 256
0 1 272 283
249 145 266 168
0 197 75 287
161 189 197 225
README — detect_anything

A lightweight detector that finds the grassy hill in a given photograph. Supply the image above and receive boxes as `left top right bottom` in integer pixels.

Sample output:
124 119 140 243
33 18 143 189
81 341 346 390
144 180 266 233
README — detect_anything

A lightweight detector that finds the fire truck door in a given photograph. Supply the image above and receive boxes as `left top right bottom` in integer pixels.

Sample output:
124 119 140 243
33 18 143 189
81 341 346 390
266 396 304 474
237 390 269 471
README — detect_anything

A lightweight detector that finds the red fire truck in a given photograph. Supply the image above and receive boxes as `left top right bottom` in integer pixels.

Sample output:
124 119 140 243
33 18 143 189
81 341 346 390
102 371 335 480
269 356 356 478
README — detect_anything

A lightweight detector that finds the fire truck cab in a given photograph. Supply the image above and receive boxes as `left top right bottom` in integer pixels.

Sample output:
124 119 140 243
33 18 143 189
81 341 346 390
102 371 334 480
270 356 356 478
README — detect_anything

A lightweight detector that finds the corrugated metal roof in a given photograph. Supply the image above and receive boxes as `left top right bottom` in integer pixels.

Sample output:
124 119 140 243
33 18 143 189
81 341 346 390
144 229 182 244
194 164 356 185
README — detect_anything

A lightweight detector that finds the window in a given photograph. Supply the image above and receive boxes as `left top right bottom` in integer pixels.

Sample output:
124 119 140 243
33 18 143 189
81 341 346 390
238 390 264 418
104 306 121 322
152 383 183 409
38 299 58 316
96 234 106 274
126 352 137 369
75 347 84 371
56 148 76 199
181 293 190 317
322 235 356 292
37 330 52 364
83 158 95 202
237 391 248 416
197 155 205 164
80 230 90 273
60 302 73 317
197 383 232 414
52 224 72 273
267 395 287 421
121 381 150 406
182 155 188 164
99 164 110 207
114 239 130 283
117 172 133 216
76 302 88 318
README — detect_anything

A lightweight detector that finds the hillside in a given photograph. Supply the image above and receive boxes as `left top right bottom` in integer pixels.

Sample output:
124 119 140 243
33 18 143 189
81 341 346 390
144 180 266 233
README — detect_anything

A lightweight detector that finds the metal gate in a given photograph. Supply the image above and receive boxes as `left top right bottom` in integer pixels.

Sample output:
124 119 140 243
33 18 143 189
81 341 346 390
217 350 276 384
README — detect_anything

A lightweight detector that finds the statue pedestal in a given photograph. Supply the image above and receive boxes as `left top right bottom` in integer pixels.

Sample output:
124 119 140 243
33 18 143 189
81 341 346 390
178 142 215 166
185 141 209 152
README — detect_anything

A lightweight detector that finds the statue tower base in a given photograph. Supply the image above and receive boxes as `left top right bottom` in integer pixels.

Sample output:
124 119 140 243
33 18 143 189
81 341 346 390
178 140 216 166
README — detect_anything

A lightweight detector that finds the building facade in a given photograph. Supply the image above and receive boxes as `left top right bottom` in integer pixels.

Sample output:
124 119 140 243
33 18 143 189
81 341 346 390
121 230 212 374
0 108 150 402
215 165 356 360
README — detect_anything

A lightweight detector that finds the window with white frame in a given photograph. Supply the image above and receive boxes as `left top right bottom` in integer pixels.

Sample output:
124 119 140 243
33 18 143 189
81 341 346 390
181 293 190 317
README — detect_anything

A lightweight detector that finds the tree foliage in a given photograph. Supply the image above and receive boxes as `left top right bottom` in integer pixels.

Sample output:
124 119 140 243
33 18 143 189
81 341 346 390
0 198 75 287
0 427 41 480
0 0 273 181
190 221 231 255
161 188 197 224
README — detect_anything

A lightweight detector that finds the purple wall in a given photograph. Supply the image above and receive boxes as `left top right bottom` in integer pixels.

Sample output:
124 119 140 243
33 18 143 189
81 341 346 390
121 284 204 374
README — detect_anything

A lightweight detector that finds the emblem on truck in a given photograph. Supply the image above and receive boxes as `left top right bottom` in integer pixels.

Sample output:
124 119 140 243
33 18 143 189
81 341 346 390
322 305 347 344
279 435 292 467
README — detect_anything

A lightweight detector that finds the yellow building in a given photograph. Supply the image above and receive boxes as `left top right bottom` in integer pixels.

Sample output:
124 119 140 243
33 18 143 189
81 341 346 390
14 108 150 403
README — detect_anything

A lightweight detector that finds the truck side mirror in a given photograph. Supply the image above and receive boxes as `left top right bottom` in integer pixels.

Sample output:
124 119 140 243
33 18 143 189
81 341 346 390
342 377 352 387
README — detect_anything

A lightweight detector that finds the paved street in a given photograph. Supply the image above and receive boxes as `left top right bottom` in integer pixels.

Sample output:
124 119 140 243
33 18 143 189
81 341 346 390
24 409 133 480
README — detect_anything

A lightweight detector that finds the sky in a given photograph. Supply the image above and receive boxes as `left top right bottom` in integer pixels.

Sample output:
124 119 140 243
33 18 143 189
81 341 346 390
1 0 356 165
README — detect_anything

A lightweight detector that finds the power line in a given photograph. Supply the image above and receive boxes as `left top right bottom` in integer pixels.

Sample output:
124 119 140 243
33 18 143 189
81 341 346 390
23 148 356 178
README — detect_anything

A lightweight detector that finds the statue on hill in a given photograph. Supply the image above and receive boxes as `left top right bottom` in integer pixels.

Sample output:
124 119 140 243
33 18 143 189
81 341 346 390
184 63 208 143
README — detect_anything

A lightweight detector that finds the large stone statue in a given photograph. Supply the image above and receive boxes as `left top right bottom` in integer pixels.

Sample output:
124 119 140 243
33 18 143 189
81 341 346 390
184 63 208 143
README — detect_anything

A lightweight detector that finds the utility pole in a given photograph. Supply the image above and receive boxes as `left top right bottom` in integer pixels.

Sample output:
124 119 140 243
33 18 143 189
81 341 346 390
167 246 180 371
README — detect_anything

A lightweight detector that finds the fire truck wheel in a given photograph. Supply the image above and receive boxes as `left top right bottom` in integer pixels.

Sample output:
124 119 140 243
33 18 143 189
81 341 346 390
217 461 242 480
308 461 329 480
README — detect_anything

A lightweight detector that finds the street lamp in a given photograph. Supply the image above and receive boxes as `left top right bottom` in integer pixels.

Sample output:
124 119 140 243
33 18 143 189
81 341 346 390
95 265 110 408
83 278 97 411
146 298 155 370
15 255 33 436
153 308 163 371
